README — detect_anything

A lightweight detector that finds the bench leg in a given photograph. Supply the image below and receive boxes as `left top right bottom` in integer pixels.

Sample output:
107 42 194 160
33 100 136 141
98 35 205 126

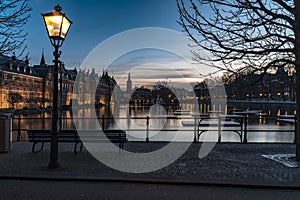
32 143 36 153
198 131 206 142
241 126 244 143
74 142 78 154
80 142 83 152
240 131 243 143
32 142 44 153
118 143 125 154
232 130 243 143
74 142 83 154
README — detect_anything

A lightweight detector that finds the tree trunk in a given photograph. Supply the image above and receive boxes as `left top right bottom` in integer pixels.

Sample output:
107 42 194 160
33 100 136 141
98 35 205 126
294 0 300 161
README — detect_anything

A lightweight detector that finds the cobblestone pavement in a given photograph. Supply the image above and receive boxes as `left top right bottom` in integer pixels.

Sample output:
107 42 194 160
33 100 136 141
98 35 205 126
0 142 299 187
1 179 300 200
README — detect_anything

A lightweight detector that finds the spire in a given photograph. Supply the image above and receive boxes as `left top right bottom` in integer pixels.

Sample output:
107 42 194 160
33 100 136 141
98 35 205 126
12 52 16 61
25 55 30 65
40 49 46 66
127 72 132 93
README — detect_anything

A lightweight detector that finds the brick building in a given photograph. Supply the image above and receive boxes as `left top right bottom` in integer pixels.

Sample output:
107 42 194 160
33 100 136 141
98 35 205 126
0 53 118 109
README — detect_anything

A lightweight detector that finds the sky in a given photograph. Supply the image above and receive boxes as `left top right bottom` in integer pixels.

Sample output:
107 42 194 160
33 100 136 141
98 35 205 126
24 0 208 89
26 0 181 66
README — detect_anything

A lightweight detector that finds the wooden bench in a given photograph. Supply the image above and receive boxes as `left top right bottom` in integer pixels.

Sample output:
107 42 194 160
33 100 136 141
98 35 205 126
74 129 127 153
27 129 126 153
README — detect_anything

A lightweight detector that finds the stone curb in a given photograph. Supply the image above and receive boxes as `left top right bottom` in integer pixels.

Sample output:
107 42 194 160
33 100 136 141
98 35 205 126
1 175 299 190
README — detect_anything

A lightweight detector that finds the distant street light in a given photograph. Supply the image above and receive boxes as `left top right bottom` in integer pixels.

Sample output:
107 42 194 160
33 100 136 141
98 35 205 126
42 5 72 168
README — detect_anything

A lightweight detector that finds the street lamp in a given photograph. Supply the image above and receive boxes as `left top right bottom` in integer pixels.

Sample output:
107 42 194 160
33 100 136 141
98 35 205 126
42 5 72 168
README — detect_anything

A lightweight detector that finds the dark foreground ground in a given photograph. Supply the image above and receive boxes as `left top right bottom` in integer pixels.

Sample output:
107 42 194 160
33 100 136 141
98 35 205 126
0 142 299 199
1 179 300 200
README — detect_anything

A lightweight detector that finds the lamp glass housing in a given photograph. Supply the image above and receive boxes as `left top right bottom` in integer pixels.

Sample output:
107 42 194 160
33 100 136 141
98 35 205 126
42 10 72 40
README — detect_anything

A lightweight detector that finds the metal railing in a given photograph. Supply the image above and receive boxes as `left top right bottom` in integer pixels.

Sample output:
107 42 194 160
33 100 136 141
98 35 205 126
12 114 297 143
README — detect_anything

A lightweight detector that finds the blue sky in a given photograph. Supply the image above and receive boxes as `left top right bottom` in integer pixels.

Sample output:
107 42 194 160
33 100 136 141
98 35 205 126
24 0 213 90
25 0 181 68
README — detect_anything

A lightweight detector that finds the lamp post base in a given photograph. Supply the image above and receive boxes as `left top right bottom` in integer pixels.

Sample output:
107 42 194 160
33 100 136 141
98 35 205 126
48 161 59 169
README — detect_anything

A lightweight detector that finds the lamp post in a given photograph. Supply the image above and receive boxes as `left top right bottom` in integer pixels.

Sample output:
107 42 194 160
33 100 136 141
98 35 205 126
42 5 72 168
60 62 64 131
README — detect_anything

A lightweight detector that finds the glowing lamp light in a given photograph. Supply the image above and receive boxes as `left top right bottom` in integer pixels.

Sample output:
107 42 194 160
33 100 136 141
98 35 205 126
42 5 72 47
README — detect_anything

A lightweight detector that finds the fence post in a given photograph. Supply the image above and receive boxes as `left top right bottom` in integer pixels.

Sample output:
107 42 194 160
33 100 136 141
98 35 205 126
146 116 149 143
59 116 62 131
294 115 297 144
17 115 21 141
102 114 105 130
193 115 197 143
218 116 221 143
243 115 248 144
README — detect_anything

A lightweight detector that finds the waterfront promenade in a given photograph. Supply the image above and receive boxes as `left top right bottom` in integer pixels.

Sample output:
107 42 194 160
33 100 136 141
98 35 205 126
0 142 300 199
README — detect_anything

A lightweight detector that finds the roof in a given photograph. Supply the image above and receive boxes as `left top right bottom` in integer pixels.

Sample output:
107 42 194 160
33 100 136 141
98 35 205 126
99 71 117 86
0 54 119 86
0 55 41 77
32 66 49 78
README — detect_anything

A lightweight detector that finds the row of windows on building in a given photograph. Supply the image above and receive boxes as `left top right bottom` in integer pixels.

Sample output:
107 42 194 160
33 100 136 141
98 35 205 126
0 54 119 109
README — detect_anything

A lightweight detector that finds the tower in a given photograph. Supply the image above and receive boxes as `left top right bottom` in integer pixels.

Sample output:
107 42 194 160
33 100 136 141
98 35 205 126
40 49 46 66
127 73 132 94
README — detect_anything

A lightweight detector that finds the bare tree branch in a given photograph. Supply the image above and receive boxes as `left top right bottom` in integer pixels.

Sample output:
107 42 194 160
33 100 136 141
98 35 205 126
0 0 31 56
177 0 295 75
6 91 23 108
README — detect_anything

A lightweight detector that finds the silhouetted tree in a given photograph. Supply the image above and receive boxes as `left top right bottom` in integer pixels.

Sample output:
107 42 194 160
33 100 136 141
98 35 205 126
177 0 300 160
0 0 31 56
7 92 23 108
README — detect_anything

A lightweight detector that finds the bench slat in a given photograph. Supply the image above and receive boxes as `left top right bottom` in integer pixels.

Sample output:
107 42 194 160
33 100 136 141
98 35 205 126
199 121 241 127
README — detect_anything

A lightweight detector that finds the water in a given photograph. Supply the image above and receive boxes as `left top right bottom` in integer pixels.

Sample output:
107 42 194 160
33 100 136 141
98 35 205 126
12 102 295 143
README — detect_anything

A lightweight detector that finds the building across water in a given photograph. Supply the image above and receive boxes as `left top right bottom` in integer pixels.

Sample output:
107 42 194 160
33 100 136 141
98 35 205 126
194 66 296 101
0 53 119 110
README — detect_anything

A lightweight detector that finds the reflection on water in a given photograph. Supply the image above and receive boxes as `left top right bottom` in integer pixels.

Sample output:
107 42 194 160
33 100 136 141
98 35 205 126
12 102 295 142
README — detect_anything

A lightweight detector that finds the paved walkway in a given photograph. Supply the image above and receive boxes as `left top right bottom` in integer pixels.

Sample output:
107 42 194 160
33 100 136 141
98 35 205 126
0 142 299 188
1 179 300 200
2 142 300 199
